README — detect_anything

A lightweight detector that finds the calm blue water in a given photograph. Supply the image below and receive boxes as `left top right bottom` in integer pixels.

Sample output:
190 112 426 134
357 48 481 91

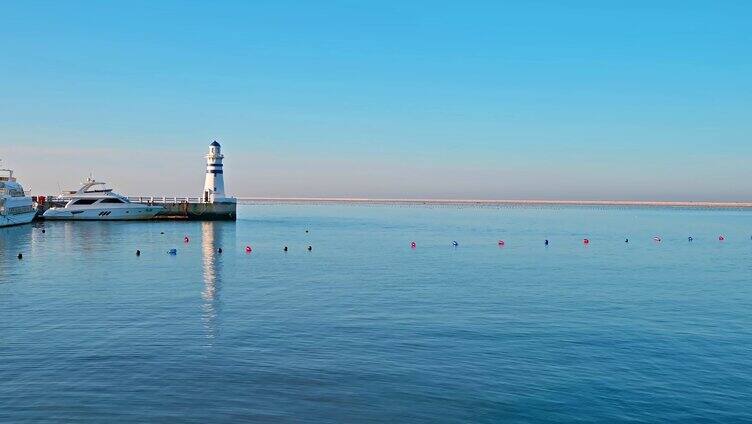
2 204 752 423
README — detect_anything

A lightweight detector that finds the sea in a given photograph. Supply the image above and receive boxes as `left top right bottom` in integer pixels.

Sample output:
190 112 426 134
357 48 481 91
1 203 751 423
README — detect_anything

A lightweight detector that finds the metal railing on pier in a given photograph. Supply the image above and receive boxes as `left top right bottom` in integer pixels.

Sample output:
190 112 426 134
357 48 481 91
127 196 205 205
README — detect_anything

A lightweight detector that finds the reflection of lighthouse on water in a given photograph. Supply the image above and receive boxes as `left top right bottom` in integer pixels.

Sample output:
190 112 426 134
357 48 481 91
201 221 224 343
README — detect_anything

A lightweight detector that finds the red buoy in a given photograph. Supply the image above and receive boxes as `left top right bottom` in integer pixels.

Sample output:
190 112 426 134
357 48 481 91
719 235 725 241
245 245 252 253
498 240 505 246
184 236 190 243
410 241 416 248
583 238 590 245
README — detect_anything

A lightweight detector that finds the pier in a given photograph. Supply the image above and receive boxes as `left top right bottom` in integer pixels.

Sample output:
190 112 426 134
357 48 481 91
130 196 236 220
34 196 236 220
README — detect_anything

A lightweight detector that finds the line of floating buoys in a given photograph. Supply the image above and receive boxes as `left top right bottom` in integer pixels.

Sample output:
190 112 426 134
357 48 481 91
397 234 749 250
234 245 311 253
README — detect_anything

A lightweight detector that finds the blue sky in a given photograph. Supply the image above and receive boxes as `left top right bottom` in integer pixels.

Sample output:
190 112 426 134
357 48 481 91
2 1 751 199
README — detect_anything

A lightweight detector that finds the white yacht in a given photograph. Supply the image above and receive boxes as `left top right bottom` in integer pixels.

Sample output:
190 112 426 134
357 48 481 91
43 177 163 221
0 162 36 227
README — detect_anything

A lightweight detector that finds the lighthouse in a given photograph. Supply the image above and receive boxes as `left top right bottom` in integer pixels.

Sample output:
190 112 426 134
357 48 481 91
203 140 234 204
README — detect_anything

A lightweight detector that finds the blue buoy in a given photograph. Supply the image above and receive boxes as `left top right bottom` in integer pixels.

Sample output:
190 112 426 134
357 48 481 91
452 241 459 247
545 239 549 246
167 249 177 255
688 236 693 242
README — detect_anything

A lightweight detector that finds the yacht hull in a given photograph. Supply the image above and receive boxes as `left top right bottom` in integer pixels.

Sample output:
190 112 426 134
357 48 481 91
43 206 162 221
0 210 36 227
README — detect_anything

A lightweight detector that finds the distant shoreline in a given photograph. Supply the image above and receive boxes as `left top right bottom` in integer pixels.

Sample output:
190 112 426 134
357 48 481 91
236 197 752 209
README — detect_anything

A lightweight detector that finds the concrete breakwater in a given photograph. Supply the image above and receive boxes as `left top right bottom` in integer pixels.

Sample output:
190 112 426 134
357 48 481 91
133 197 236 220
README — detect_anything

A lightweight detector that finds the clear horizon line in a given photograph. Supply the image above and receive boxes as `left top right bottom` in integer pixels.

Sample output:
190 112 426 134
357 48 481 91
233 197 752 208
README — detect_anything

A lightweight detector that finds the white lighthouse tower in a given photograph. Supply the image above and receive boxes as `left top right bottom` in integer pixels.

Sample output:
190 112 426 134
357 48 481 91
203 140 235 204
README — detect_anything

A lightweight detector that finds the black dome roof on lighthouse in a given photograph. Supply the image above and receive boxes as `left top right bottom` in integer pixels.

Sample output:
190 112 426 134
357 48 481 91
210 140 221 147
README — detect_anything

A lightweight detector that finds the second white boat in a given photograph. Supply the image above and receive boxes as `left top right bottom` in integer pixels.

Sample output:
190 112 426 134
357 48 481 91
43 177 163 221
